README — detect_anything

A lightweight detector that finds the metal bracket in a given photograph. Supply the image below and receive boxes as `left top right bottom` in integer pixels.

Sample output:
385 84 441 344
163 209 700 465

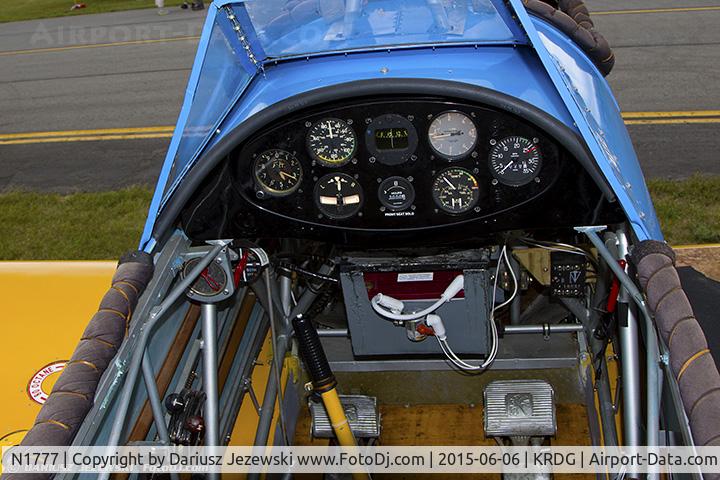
242 378 262 415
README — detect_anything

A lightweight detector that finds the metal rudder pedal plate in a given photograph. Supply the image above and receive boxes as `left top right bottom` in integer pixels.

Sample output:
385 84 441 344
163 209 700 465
309 395 380 439
484 379 556 438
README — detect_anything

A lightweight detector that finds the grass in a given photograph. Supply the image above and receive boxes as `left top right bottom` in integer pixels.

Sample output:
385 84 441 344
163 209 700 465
0 176 717 260
647 175 720 245
0 187 152 260
0 0 185 23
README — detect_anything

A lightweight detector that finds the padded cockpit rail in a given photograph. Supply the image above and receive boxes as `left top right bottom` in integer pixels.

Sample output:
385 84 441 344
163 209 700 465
523 0 614 76
2 252 154 480
631 241 720 447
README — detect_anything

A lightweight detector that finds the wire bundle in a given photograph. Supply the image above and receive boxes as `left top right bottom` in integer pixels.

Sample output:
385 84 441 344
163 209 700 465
437 245 517 371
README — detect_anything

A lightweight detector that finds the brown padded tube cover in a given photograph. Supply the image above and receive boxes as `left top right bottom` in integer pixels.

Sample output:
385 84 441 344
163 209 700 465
2 252 153 480
523 0 615 76
631 241 720 448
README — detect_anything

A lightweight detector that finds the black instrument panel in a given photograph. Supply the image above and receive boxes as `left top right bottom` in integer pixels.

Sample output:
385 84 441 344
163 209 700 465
231 98 561 231
181 96 622 246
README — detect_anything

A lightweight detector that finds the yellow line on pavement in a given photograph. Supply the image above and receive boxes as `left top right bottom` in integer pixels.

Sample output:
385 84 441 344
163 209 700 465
0 133 173 145
0 35 200 57
594 6 720 15
624 118 720 125
0 126 174 140
2 110 720 145
622 110 720 119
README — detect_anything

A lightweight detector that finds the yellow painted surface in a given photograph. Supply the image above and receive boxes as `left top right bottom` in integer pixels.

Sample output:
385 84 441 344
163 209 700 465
0 261 116 446
224 334 293 479
227 333 292 448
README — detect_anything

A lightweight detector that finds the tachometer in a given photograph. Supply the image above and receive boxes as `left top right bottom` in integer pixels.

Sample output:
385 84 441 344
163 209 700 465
314 173 364 219
307 118 357 167
253 149 303 197
431 167 480 214
489 136 542 186
428 111 477 160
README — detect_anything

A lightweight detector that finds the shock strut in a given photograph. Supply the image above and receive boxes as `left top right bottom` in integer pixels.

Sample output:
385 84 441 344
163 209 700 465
292 315 369 480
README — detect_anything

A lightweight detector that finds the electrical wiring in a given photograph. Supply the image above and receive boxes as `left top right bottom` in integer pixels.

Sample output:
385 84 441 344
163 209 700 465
436 245 517 371
371 295 448 321
368 245 518 371
370 274 465 322
518 237 599 271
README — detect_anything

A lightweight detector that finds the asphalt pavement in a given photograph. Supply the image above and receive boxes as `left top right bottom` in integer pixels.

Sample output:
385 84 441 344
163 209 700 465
0 1 718 192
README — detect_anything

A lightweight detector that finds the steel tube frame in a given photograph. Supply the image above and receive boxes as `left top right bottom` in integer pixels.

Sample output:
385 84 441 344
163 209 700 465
316 324 584 338
248 264 334 480
560 296 619 447
576 226 660 453
201 303 220 480
98 242 226 480
616 230 642 477
141 352 180 480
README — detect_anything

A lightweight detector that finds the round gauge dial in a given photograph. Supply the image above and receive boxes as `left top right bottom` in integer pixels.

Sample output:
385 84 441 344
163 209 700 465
378 176 415 211
431 167 480 214
314 173 364 219
184 258 228 297
253 149 303 197
489 136 542 186
307 118 357 167
428 111 478 160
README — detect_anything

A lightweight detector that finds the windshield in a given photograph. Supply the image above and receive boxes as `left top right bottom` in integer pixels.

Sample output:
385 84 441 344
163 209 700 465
239 0 521 59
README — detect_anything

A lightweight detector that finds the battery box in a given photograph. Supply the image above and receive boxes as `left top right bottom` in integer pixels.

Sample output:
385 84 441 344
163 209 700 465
339 251 493 357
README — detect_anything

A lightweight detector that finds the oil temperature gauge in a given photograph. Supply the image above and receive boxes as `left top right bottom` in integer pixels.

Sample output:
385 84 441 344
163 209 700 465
431 167 480 214
314 173 363 219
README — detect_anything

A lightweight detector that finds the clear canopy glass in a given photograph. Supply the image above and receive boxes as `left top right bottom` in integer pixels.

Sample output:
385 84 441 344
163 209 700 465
240 0 520 59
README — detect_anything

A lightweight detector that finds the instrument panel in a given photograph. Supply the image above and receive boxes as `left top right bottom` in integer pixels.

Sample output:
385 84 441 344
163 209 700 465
180 95 622 245
231 98 562 232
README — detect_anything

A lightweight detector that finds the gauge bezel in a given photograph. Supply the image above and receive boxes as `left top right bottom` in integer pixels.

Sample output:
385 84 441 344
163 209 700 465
427 110 478 161
253 149 304 197
378 176 415 211
431 167 481 215
365 114 418 166
306 117 357 168
488 136 543 187
183 257 228 297
314 172 364 220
